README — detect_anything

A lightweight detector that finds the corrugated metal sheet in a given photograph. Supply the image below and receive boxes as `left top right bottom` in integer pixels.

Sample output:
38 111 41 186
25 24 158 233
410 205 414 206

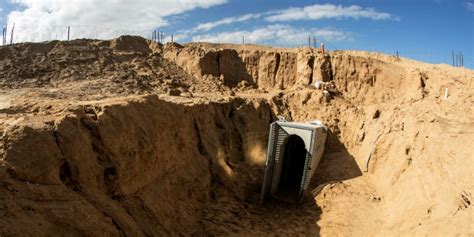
260 121 327 204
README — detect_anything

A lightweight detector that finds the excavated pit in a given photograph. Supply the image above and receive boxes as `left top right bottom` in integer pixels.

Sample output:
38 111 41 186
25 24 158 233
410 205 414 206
0 36 473 236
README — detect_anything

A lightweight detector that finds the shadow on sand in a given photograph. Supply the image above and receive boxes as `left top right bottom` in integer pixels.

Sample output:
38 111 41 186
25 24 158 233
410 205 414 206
201 128 362 236
310 129 363 188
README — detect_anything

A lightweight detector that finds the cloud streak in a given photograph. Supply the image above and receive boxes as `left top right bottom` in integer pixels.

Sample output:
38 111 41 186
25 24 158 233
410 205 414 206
266 4 396 22
466 2 474 12
190 3 396 34
195 13 262 32
192 24 351 46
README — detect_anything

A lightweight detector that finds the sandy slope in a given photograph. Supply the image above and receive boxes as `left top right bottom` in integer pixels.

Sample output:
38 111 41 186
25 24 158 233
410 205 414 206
0 36 473 236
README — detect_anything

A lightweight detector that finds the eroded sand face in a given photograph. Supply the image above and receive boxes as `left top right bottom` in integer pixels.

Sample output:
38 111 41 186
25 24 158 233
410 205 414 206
0 36 473 236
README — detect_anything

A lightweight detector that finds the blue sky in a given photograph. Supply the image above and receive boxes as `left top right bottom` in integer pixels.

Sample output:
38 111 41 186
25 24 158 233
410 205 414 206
0 0 473 68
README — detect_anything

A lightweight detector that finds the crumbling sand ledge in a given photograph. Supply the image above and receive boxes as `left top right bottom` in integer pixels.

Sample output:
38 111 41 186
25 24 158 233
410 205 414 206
1 36 473 236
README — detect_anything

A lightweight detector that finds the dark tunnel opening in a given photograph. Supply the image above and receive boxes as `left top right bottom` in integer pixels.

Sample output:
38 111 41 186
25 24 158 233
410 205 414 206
276 135 307 201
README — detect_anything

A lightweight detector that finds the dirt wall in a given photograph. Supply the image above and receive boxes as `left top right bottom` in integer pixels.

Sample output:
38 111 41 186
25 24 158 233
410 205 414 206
0 95 273 236
163 44 334 90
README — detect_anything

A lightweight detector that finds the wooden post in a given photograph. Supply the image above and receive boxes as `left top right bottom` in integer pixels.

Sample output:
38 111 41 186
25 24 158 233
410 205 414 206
452 51 455 67
308 35 311 47
4 25 7 45
313 36 316 48
461 53 464 67
458 53 461 67
10 23 15 44
459 52 462 67
458 52 460 67
455 53 458 67
321 43 325 54
67 26 70 40
171 33 174 43
242 35 244 44
160 31 163 43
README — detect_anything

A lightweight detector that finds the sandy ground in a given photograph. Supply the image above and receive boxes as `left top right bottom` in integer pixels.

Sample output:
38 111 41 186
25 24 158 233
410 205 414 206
0 36 473 236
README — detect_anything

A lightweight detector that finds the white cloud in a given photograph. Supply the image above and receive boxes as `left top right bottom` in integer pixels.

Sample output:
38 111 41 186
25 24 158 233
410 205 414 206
191 24 350 46
186 3 395 37
195 13 262 32
266 4 396 22
170 33 188 42
5 0 227 42
190 4 398 34
466 2 474 11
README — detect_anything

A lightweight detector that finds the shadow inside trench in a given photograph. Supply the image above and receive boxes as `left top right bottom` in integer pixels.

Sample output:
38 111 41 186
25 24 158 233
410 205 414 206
310 129 363 188
199 129 362 236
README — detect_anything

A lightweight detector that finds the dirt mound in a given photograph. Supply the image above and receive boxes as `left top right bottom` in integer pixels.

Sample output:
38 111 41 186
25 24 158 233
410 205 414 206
0 36 215 100
0 37 473 236
109 35 153 54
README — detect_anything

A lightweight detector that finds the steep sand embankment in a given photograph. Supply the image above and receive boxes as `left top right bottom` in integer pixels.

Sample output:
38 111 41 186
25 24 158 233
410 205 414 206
1 36 473 236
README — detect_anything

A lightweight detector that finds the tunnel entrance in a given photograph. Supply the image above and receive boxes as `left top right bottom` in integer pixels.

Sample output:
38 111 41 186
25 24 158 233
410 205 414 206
261 120 327 204
276 135 307 201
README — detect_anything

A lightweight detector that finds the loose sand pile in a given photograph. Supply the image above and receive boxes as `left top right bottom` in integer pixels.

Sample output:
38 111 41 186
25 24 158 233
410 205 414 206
0 36 473 236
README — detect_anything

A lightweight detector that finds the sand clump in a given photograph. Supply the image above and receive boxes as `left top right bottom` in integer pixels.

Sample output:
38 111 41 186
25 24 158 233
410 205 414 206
0 36 473 236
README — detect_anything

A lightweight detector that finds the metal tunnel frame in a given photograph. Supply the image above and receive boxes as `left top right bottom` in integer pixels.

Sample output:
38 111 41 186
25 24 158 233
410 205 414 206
260 121 327 204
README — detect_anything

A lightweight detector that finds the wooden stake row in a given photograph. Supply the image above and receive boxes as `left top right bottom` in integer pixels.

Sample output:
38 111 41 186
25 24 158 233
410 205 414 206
308 35 318 48
1 24 15 45
2 23 73 44
452 51 464 67
152 30 174 43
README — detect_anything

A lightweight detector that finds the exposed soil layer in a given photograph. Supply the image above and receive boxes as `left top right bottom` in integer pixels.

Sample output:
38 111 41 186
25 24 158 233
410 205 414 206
1 36 473 236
